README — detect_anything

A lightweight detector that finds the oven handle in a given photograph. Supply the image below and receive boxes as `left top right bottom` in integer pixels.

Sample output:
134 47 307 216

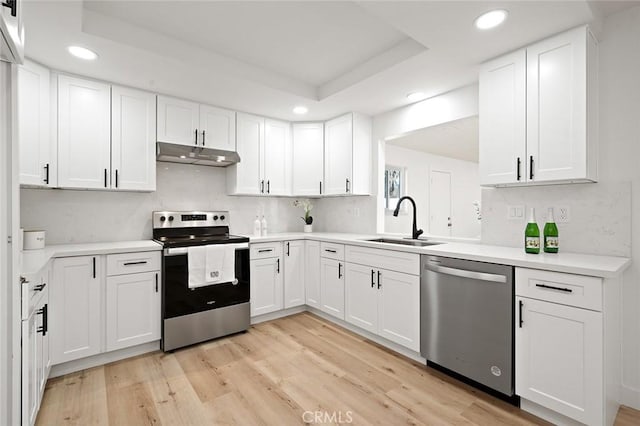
164 243 249 256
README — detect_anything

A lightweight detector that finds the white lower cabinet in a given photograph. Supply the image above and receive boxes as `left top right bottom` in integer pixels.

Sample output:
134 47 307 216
250 251 284 316
305 241 321 309
51 255 101 364
106 271 160 351
345 262 420 351
283 240 305 308
320 257 345 320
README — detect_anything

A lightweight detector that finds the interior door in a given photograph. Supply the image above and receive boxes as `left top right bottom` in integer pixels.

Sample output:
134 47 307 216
263 119 290 195
429 170 452 236
199 104 235 151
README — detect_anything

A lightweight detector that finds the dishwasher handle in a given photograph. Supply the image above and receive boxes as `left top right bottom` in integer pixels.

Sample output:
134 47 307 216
426 264 507 283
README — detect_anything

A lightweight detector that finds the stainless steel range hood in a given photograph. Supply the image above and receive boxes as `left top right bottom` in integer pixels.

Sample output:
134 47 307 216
156 142 240 167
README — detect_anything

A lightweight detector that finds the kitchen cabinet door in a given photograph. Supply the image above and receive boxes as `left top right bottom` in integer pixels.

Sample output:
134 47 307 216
515 296 602 425
305 240 321 309
21 310 38 426
111 86 156 191
526 26 597 183
263 119 291 196
284 241 305 308
156 95 200 146
51 256 102 364
17 60 52 187
57 75 111 189
377 269 420 351
292 123 323 196
229 112 264 195
250 257 283 316
479 50 527 186
320 258 344 320
324 113 353 195
106 271 160 351
344 263 377 334
200 104 236 151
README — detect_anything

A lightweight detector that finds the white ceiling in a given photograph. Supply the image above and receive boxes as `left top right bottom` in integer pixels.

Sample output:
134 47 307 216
20 1 640 121
387 116 479 163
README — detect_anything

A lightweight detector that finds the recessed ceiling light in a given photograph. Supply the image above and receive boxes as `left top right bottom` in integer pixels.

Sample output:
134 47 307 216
474 9 508 30
406 92 426 102
67 45 98 60
293 106 308 115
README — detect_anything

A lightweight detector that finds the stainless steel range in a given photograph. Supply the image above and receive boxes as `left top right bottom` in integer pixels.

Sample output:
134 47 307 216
153 211 250 351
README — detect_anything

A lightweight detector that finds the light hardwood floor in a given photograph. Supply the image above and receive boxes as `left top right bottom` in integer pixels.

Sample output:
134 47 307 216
37 312 640 425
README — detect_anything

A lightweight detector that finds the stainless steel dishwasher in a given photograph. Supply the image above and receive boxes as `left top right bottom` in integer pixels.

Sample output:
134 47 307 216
421 255 514 397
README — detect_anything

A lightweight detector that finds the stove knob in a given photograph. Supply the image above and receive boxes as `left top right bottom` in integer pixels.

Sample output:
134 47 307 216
160 216 166 222
220 215 226 221
168 216 174 222
213 215 219 220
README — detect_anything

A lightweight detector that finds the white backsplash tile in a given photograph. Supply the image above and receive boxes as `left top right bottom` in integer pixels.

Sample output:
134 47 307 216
481 182 631 257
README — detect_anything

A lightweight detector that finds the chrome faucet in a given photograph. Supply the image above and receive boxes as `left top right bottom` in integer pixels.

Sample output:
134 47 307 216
393 196 424 240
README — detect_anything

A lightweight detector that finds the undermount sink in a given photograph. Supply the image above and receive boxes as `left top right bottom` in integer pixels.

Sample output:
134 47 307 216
365 238 443 247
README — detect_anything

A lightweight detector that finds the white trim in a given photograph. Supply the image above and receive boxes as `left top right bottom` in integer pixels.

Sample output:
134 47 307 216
49 341 160 378
520 399 584 426
621 385 640 410
251 306 306 325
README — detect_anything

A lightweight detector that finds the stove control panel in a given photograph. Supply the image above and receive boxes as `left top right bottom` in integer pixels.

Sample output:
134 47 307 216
153 211 230 229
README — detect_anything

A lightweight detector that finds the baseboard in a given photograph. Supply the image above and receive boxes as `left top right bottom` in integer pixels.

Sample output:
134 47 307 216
520 399 584 426
621 384 640 410
49 341 160 378
251 305 306 325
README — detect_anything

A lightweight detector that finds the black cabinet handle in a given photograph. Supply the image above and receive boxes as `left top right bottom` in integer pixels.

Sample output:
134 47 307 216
377 271 381 289
338 263 342 279
276 258 280 274
516 157 521 181
195 128 199 145
2 0 17 17
529 156 534 180
44 163 50 184
286 242 290 256
155 273 158 293
92 257 96 278
319 181 322 195
123 261 147 266
519 300 524 328
345 178 350 193
325 249 337 254
535 283 573 293
371 269 375 288
258 249 273 253
37 304 48 336
267 180 270 194
260 180 264 194
33 283 46 292
202 130 206 146
115 169 119 188
104 169 108 188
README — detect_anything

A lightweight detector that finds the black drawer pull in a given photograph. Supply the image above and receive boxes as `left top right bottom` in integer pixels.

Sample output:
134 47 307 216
258 249 273 253
33 283 46 292
535 283 573 293
325 249 337 253
123 261 148 266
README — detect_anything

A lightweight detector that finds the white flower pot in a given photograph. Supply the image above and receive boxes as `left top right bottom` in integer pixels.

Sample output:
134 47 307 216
304 224 313 233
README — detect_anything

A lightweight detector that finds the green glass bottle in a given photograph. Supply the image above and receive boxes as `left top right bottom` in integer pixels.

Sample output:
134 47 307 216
524 208 540 254
544 207 559 253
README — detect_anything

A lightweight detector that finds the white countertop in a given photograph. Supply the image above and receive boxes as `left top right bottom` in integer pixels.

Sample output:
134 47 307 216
21 240 162 276
251 232 631 278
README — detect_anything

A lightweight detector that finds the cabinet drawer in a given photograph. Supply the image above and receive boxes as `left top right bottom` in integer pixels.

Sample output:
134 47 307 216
516 268 602 311
345 245 420 276
107 251 161 276
250 242 283 259
320 242 345 260
22 267 49 320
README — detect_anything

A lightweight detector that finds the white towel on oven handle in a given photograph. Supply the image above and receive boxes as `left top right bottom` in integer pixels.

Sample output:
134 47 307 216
188 244 240 288
187 245 208 289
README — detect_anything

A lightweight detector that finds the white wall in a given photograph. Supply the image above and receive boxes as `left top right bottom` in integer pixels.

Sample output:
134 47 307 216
21 163 305 244
384 145 481 239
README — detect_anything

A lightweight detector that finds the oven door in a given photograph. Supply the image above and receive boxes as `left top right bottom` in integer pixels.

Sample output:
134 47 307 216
162 244 250 319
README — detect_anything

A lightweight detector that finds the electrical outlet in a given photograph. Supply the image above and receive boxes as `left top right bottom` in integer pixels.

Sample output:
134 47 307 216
556 206 570 223
507 205 525 220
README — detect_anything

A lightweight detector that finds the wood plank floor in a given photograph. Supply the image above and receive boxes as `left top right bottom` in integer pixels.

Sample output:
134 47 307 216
37 312 640 425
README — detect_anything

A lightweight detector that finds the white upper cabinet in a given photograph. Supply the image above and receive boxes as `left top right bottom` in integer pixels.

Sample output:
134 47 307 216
324 113 371 195
57 75 111 189
263 119 291 196
157 95 236 150
479 50 526 186
292 123 324 196
111 86 156 191
156 95 200 146
17 60 54 187
479 26 598 186
229 112 264 195
200 104 236 151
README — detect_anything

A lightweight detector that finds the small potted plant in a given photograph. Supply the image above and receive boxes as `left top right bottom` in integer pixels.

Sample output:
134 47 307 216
294 199 314 232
